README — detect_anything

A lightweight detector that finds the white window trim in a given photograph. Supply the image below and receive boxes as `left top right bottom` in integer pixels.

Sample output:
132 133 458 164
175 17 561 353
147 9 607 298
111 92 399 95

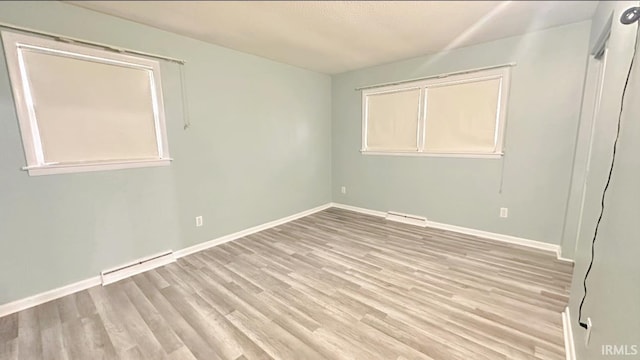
361 66 511 158
2 31 172 176
360 151 503 159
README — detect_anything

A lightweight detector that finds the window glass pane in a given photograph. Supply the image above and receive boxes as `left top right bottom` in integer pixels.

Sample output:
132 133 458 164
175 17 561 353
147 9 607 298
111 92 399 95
424 78 500 153
22 49 159 163
366 88 420 151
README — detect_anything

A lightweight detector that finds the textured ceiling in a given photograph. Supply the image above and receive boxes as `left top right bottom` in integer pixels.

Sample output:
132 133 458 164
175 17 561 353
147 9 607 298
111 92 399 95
68 1 598 74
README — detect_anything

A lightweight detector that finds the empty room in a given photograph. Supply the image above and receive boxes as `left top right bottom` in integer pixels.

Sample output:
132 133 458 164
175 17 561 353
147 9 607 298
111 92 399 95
0 1 639 359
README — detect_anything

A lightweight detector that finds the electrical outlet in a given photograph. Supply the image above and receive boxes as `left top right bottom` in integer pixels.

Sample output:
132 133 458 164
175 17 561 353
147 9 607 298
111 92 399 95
500 208 508 218
585 318 593 345
341 186 347 194
195 216 203 227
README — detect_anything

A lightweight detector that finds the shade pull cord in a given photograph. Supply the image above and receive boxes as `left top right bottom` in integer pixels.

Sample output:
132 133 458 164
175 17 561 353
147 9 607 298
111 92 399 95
179 64 191 130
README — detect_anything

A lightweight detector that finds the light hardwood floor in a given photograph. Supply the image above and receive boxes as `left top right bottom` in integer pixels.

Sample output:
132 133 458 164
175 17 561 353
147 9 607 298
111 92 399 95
0 208 573 360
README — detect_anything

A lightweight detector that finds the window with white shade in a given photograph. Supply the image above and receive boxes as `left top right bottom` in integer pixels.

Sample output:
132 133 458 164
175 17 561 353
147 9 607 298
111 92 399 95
2 31 171 176
366 87 421 151
361 67 510 158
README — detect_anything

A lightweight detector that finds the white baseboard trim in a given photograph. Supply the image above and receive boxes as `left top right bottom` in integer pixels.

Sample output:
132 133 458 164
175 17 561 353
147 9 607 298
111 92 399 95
425 219 559 253
563 306 577 360
174 202 332 258
0 202 333 318
330 202 386 217
330 202 572 262
0 276 101 318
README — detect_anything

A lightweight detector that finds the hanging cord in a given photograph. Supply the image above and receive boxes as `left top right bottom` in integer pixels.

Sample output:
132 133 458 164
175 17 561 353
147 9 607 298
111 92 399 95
578 20 639 330
498 149 506 194
179 64 191 130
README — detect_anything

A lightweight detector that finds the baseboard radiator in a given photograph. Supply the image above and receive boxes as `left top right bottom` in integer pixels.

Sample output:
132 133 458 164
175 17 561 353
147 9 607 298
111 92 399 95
101 250 175 286
385 211 428 227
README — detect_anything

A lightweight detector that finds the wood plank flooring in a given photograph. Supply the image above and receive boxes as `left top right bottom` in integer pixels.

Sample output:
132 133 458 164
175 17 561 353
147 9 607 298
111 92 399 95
0 208 573 360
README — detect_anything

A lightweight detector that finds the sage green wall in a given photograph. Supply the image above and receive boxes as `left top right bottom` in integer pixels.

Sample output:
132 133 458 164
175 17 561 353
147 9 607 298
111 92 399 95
0 1 331 304
332 22 591 250
568 1 640 358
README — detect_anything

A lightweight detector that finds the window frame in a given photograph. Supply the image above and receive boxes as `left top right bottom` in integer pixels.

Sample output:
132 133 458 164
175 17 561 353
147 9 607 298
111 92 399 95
2 31 172 176
361 66 511 159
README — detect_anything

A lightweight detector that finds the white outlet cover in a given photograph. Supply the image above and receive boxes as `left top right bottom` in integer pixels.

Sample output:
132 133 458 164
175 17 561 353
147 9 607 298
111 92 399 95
500 208 508 218
341 186 346 194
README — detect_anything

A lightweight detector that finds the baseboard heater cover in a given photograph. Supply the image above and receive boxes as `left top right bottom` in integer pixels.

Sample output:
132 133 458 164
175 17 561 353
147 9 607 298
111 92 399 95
101 250 175 286
385 211 428 227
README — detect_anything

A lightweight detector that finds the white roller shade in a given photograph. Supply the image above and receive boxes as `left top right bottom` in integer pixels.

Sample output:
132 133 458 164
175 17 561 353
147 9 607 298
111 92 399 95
23 50 160 163
2 30 171 175
424 79 501 153
366 88 420 151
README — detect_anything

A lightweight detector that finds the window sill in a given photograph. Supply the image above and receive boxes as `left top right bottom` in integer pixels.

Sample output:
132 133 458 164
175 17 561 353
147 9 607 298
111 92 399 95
360 150 503 159
22 158 172 176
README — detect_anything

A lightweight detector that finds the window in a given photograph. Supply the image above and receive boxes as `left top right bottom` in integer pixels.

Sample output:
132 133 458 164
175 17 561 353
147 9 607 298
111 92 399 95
361 66 510 158
2 31 171 176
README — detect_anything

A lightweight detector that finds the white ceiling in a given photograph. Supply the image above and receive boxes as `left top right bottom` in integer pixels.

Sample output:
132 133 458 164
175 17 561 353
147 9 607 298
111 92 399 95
68 1 597 74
